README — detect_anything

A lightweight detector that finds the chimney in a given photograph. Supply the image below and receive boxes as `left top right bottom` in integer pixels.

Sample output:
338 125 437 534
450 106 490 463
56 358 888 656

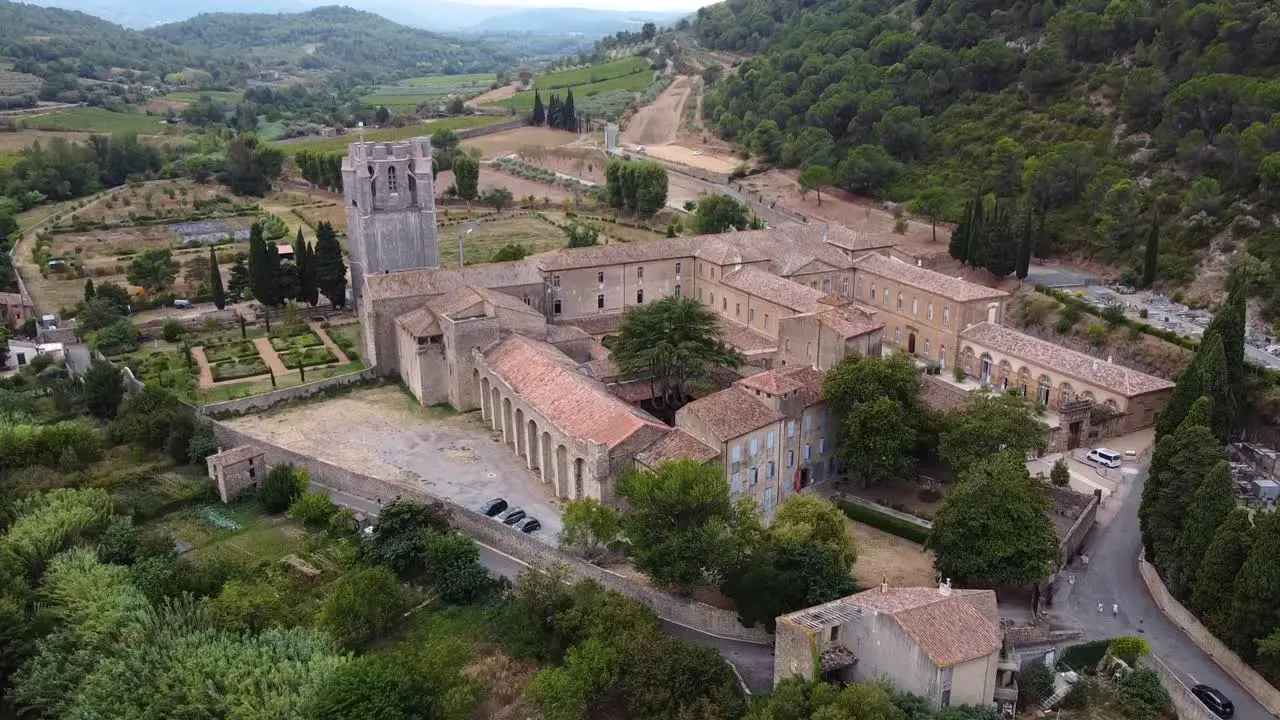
939 578 952 596
880 577 889 594
733 253 742 272
1107 355 1113 364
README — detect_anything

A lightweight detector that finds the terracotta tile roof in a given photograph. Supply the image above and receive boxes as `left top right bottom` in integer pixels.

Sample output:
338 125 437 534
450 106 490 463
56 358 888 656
920 374 970 413
396 307 440 337
721 265 827 313
546 324 592 344
475 287 544 318
782 366 826 406
483 335 667 448
960 322 1175 397
846 586 1002 667
561 314 624 337
818 304 883 338
679 386 782 441
579 355 620 380
717 318 778 355
209 445 262 465
823 228 896 253
426 287 485 318
364 260 542 301
853 253 1008 303
635 429 721 468
538 238 699 271
738 369 804 396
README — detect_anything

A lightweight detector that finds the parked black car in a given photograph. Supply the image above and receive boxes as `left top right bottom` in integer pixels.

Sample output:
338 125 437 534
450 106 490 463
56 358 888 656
480 498 507 517
1191 685 1234 718
499 507 526 525
516 517 541 534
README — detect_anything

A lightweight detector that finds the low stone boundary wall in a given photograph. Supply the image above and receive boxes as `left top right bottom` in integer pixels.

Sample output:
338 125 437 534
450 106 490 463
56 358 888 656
200 368 379 417
208 422 773 645
1138 554 1280 715
1140 654 1221 720
455 119 525 140
840 494 933 529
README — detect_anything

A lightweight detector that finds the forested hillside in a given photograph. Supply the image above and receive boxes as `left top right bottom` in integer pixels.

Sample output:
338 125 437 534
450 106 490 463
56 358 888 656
146 6 517 82
697 0 1280 313
0 0 191 76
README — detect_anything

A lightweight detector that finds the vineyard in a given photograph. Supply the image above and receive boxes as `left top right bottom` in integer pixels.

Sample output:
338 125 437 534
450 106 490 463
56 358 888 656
532 57 650 91
21 107 174 134
499 70 655 113
361 73 497 111
276 114 510 154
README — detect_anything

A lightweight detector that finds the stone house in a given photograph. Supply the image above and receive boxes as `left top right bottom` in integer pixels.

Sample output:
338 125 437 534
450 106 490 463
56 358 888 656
774 583 1018 714
206 445 266 503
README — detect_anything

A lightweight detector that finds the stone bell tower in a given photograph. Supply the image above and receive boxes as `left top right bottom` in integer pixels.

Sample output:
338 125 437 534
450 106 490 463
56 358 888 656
342 136 438 309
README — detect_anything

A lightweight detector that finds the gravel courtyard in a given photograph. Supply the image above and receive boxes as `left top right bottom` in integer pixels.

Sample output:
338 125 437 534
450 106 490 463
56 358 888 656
223 385 565 542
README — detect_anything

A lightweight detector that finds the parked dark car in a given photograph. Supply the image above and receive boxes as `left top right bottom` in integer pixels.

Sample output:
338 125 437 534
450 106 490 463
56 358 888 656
1191 685 1234 718
499 507 526 525
480 498 507 517
516 517 541 534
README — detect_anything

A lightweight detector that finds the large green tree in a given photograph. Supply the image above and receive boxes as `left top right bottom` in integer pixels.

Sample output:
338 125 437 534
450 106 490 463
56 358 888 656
937 391 1047 474
247 222 278 307
693 193 751 234
1172 460 1236 596
314 221 347 309
1190 509 1254 633
83 360 124 420
208 246 225 310
224 135 284 196
611 297 744 411
1228 512 1280 659
930 452 1058 586
126 248 179 294
605 158 669 217
452 154 479 201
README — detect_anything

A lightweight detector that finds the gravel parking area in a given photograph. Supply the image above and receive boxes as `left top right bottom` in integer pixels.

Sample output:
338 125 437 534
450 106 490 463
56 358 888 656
223 385 565 542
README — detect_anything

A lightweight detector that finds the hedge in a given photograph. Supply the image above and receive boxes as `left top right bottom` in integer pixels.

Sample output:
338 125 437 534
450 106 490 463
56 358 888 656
836 499 930 544
1059 639 1110 674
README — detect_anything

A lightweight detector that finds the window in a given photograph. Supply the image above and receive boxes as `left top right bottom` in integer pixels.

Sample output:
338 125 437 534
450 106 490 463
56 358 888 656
731 473 741 497
552 274 560 288
15 353 25 366
722 298 727 310
597 271 604 284
731 445 741 461
927 303 934 321
943 307 950 327
822 278 830 292
710 292 715 305
637 266 644 279
636 289 644 304
856 280 864 298
749 467 759 485
924 338 931 355
841 277 849 296
767 431 775 449
804 415 812 432
699 288 704 300
767 461 776 479
806 341 813 358
735 302 741 317
674 284 681 298
819 438 826 454
882 288 889 305
523 295 531 306
712 267 716 279
387 166 398 191
912 298 918 316
597 294 604 309
553 299 562 315
894 327 901 345
749 438 759 457
787 449 795 468
804 444 812 460
675 261 682 275
787 421 796 438
869 282 876 300
749 307 755 322
939 345 946 369
897 292 904 309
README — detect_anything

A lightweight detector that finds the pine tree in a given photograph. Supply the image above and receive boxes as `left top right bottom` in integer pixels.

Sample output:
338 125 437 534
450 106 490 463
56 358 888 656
209 245 225 310
1172 460 1235 596
1139 397 1224 569
1015 203 1033 279
314 221 347 309
564 88 576 131
1227 512 1280 659
531 89 545 126
1191 509 1253 634
1156 333 1235 441
1141 211 1159 288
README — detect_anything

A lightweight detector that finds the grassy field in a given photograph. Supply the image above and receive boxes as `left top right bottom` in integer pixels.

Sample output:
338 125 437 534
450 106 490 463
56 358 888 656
166 90 243 104
0 69 42 94
23 107 174 134
363 73 497 111
535 57 650 91
441 213 569 266
500 71 653 112
277 114 511 154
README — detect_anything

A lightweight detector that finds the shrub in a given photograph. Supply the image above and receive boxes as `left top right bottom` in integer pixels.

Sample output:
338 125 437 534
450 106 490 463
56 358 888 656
260 464 309 514
1050 458 1071 487
288 491 336 529
1019 659 1055 708
1060 639 1110 673
422 532 490 603
836 500 930 544
186 425 219 465
1117 667 1173 719
317 565 416 649
162 319 186 342
1107 636 1151 665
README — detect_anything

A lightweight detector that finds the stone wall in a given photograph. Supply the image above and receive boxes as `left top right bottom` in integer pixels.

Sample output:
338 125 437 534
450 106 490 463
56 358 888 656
1138 555 1280 715
201 368 379 417
207 421 773 644
1139 655 1221 720
1047 486 1099 569
454 119 525 140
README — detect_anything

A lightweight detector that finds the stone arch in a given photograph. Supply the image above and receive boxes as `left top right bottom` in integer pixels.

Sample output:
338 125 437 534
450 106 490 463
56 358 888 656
574 457 586 499
978 353 993 383
1036 374 1052 406
527 419 540 471
556 445 569 498
1017 367 1031 396
962 346 976 374
490 387 501 430
1082 390 1097 403
998 360 1013 388
541 432 553 485
514 408 526 458
502 397 514 448
479 376 490 421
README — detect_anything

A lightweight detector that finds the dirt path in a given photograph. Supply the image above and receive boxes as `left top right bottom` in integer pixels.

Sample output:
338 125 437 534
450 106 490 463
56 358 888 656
253 337 290 378
311 323 350 365
467 82 518 108
191 346 215 387
621 76 691 147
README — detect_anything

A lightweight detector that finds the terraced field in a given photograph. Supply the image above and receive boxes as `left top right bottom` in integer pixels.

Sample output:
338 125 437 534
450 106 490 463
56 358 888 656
362 73 497 111
499 70 654 112
275 114 512 154
23 107 174 134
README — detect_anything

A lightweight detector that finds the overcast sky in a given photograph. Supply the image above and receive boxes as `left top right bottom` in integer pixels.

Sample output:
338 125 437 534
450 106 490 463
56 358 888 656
447 0 708 9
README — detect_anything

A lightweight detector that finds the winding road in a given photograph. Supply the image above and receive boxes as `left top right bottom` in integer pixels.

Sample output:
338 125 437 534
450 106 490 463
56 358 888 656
1049 466 1273 719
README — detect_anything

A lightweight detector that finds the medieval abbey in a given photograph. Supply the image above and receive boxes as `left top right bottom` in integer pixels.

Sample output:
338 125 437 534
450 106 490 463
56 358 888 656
347 137 1173 515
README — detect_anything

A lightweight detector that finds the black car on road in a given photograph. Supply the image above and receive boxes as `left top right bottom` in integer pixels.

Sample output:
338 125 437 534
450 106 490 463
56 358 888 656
1191 684 1234 718
516 517 541 534
499 507 526 525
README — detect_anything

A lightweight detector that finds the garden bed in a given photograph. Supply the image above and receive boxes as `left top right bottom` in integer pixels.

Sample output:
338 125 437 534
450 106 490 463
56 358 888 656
211 358 269 382
203 340 259 363
836 499 931 544
269 331 323 353
279 347 337 369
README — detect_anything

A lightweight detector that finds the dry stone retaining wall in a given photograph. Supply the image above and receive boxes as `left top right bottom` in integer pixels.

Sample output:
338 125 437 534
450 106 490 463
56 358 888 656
207 421 772 645
201 369 379 417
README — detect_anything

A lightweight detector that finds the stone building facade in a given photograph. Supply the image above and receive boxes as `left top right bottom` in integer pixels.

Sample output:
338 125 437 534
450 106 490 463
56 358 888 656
206 445 266 503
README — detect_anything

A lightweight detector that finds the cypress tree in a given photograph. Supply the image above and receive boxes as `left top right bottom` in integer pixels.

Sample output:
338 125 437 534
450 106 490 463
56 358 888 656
247 221 275 306
83 278 95 302
1139 396 1223 567
1227 512 1280 659
979 204 1017 278
949 198 973 263
1195 335 1235 443
1015 203 1033 280
1204 280 1246 401
532 89 545 126
564 88 576 131
314 221 347 309
209 245 225 310
1191 509 1253 633
1141 211 1159 288
1172 460 1235 597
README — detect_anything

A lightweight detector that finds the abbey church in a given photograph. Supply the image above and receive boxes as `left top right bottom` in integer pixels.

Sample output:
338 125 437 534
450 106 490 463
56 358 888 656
345 137 1174 514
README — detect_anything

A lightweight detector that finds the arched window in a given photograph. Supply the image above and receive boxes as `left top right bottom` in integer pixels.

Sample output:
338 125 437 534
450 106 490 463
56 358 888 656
1037 376 1052 406
387 166 398 192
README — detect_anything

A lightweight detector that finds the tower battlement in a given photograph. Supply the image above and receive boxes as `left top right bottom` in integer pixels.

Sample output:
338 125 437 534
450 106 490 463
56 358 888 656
342 137 439 310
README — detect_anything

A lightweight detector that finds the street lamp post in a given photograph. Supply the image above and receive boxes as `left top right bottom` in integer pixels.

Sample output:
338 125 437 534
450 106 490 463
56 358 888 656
459 220 482 270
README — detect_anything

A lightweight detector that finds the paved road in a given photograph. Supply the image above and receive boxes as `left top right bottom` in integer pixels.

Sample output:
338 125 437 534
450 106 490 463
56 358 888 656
314 482 776 694
1049 468 1272 719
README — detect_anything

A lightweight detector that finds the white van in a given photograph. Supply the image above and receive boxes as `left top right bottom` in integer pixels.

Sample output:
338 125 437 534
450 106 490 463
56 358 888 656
1086 448 1122 469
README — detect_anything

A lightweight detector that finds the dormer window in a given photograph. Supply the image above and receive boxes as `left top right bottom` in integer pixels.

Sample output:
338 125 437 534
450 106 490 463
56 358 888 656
387 166 398 192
